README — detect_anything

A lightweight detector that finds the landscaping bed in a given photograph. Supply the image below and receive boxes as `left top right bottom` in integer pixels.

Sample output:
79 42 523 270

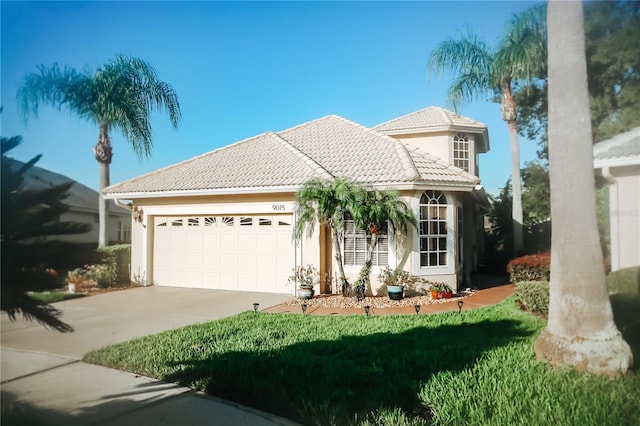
283 291 472 309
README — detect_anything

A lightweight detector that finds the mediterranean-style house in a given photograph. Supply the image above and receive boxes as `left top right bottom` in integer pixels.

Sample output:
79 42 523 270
9 158 131 244
103 107 490 294
593 127 640 271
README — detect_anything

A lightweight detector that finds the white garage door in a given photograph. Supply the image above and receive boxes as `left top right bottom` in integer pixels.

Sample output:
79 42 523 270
153 214 295 293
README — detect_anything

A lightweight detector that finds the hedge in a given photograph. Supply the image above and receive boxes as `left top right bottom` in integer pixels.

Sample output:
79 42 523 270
97 244 131 286
507 252 550 284
607 266 640 295
515 280 550 315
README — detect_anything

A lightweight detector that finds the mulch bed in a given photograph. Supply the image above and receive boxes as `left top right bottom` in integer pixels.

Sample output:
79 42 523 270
69 282 142 296
284 290 474 309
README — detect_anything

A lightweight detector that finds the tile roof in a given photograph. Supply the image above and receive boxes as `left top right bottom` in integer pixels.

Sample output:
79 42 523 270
373 106 488 133
103 114 479 197
8 158 128 214
593 127 640 163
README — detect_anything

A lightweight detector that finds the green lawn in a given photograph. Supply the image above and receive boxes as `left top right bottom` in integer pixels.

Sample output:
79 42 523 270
28 290 86 304
84 297 639 426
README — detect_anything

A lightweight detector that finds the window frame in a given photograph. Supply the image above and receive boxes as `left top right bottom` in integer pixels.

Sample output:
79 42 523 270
453 134 471 173
342 219 390 269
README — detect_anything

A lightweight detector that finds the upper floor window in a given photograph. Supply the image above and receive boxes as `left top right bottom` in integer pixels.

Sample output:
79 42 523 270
343 220 389 267
453 134 470 173
419 190 447 267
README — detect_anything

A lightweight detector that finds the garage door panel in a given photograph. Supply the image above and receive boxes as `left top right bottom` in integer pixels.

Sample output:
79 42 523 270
153 214 294 293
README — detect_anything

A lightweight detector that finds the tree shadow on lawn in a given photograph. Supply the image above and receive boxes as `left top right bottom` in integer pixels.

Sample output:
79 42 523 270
163 317 535 425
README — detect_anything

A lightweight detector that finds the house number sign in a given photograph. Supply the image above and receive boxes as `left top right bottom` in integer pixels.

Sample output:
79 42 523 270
272 204 286 211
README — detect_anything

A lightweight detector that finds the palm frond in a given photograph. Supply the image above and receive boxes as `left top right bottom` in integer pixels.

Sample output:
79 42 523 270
426 30 494 110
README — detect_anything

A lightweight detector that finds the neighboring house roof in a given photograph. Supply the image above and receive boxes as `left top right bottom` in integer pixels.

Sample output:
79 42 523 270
7 158 129 215
593 127 640 168
373 106 490 153
104 114 481 199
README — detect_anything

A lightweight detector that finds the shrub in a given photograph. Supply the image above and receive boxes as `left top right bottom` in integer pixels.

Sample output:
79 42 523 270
97 244 131 285
515 280 549 315
507 252 550 284
607 266 640 295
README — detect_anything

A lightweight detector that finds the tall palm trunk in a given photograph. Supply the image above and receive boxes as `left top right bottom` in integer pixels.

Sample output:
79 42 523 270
534 0 632 377
331 226 349 292
501 81 524 254
355 230 379 295
94 126 113 247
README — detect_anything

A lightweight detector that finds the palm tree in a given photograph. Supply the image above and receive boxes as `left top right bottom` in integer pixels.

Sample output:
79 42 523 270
293 178 361 293
534 0 632 377
18 55 181 246
351 188 417 296
427 4 547 254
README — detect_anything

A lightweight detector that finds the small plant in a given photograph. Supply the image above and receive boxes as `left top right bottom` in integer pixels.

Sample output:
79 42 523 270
84 263 113 287
67 268 87 285
288 265 319 289
430 282 453 293
379 266 424 287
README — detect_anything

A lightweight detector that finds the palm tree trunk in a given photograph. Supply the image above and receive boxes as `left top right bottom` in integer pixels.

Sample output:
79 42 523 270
534 0 632 377
331 227 349 293
94 126 113 247
356 232 379 293
501 82 524 254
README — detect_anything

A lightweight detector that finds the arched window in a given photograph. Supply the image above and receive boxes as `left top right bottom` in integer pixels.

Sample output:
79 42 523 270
453 134 470 172
419 190 448 267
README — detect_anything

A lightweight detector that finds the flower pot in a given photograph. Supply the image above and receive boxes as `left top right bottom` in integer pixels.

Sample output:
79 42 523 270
387 285 404 300
297 287 315 300
431 290 453 299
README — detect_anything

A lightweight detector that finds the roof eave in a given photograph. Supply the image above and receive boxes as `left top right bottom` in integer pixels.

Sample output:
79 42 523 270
593 155 640 169
103 184 306 200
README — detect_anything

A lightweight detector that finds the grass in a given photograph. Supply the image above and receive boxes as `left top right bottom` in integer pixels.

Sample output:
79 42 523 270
28 290 86 304
84 297 640 426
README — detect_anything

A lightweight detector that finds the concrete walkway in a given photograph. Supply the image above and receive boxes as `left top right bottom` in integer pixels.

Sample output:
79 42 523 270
1 283 515 425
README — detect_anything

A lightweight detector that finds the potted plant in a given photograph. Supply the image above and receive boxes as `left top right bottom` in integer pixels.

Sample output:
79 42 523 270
430 282 453 299
379 266 413 300
288 265 318 300
67 268 87 293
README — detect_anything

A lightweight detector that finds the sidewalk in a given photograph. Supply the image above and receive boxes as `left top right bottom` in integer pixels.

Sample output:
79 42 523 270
263 284 515 316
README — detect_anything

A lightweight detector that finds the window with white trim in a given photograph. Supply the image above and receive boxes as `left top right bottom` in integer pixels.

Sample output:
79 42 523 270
419 190 448 267
453 134 470 172
118 220 131 242
343 220 388 266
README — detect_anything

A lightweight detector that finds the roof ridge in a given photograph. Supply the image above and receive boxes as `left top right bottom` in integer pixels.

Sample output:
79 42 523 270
268 132 334 180
436 106 454 126
329 115 421 181
404 143 480 184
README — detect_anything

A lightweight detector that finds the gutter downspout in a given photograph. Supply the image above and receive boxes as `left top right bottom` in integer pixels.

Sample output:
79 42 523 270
601 167 619 272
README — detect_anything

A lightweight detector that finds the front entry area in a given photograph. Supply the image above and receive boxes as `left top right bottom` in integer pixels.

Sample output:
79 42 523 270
152 214 295 293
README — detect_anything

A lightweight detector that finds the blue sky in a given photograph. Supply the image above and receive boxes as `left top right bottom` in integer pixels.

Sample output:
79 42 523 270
2 0 542 196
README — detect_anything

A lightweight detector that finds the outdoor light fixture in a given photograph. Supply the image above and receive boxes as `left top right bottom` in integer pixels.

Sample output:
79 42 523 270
457 300 464 314
364 305 371 316
301 303 308 315
253 302 259 312
414 304 421 315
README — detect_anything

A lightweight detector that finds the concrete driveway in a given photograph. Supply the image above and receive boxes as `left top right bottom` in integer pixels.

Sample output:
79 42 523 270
1 286 297 425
